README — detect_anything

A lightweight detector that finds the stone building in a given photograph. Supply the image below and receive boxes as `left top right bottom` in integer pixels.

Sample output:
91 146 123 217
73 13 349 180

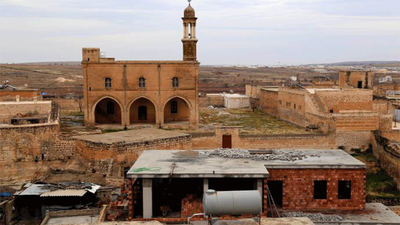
339 71 374 89
257 83 393 150
82 3 200 128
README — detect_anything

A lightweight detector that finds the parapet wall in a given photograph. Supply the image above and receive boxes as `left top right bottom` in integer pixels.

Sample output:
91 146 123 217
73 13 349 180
75 135 192 170
191 127 336 150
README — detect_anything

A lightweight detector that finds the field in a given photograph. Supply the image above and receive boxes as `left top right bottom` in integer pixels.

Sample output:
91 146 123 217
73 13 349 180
2 62 399 97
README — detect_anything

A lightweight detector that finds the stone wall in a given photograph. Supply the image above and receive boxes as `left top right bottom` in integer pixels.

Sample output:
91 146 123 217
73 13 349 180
0 123 77 186
264 168 366 211
75 135 192 170
0 90 40 101
260 89 278 116
191 127 336 150
315 89 373 113
277 88 307 126
336 131 372 150
199 95 224 107
0 101 52 124
372 134 400 190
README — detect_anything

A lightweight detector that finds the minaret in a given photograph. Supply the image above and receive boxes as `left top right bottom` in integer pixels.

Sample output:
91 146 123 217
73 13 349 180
182 0 198 61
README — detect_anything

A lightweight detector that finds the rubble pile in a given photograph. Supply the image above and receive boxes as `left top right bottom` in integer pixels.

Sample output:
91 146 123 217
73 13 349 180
207 149 319 161
283 212 343 222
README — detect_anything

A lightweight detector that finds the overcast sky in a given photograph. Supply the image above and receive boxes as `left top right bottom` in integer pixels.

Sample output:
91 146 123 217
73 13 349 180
0 0 399 65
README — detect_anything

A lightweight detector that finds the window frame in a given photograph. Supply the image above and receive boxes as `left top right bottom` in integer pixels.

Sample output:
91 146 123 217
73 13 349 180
139 77 146 88
105 77 112 89
172 77 179 88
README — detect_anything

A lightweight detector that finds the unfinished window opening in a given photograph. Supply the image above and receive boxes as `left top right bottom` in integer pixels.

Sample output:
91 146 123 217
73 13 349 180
139 77 146 88
338 181 351 199
123 167 130 179
105 78 112 89
314 180 327 199
209 178 256 191
152 178 203 218
357 81 363 89
268 181 283 208
107 101 115 115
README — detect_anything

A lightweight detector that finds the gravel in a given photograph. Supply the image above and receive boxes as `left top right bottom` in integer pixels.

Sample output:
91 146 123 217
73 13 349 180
207 149 320 162
283 212 343 222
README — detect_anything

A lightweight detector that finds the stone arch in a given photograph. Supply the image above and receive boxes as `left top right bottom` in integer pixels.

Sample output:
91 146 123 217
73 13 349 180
128 96 157 124
163 96 192 124
93 96 123 125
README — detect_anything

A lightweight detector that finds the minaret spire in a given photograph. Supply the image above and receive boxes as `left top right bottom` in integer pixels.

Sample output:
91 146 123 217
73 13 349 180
182 1 198 61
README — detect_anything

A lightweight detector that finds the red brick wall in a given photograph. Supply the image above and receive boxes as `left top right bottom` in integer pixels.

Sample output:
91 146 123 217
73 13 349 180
264 168 365 212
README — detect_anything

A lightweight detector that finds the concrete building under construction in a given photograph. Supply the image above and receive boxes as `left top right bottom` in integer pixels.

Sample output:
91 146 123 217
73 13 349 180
126 149 366 221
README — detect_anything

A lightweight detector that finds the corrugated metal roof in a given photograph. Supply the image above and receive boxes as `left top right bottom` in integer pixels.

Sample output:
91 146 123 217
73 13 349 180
17 184 56 196
40 189 87 197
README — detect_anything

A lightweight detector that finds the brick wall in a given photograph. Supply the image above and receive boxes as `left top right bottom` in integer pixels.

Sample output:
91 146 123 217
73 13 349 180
264 168 366 212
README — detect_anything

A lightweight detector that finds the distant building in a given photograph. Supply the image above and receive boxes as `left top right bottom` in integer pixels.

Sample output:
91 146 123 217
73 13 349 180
224 94 250 109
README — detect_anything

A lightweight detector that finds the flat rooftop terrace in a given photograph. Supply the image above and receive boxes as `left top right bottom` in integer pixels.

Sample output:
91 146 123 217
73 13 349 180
72 128 190 145
127 149 365 179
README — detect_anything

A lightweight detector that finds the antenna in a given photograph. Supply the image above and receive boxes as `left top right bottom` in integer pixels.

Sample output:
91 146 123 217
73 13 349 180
188 0 192 5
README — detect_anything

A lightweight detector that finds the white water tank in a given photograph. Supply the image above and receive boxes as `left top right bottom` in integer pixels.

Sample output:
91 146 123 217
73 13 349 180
203 190 262 215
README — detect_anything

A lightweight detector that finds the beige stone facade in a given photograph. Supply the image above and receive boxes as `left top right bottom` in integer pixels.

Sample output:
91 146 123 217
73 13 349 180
82 4 199 127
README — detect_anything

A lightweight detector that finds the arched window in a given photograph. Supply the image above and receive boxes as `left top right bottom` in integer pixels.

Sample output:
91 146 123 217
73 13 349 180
107 101 115 114
329 109 334 113
171 101 178 114
139 77 146 88
172 77 179 87
105 78 112 89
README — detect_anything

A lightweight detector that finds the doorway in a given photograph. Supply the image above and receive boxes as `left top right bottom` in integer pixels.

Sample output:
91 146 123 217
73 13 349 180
138 106 147 121
222 134 232 148
357 81 363 89
267 181 283 207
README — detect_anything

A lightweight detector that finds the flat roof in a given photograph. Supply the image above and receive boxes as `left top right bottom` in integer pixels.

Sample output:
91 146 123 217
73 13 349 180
262 149 365 169
73 128 190 145
127 149 365 179
127 150 270 178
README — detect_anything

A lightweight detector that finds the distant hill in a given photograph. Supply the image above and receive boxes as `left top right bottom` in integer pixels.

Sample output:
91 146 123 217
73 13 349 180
315 61 400 67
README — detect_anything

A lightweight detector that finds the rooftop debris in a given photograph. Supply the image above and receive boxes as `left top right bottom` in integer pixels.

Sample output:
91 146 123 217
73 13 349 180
207 149 321 161
283 212 343 222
